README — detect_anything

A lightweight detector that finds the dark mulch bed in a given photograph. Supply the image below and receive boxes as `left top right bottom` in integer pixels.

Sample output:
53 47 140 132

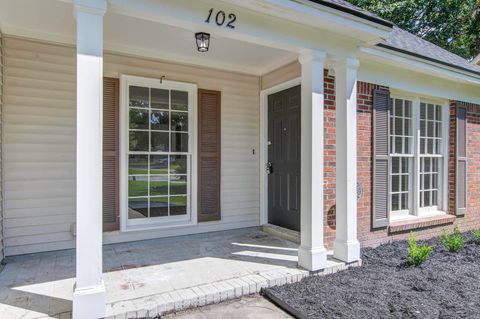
264 233 480 319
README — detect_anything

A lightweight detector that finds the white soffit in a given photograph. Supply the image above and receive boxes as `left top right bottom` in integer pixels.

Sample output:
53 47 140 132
0 0 298 75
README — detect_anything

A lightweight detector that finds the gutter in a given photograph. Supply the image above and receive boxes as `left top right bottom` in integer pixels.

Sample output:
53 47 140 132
377 43 480 78
306 0 393 28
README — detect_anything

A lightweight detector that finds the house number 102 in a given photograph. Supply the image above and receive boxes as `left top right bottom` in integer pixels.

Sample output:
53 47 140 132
205 8 236 29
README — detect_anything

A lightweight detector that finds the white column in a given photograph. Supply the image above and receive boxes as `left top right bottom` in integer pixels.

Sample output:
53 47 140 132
298 50 328 271
72 1 107 318
333 57 361 263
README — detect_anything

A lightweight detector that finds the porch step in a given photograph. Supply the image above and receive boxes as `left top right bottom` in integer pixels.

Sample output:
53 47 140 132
261 224 300 244
105 260 359 318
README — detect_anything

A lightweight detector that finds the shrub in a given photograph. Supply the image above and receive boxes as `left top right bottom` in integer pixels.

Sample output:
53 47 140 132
440 226 465 252
473 229 480 245
408 233 435 266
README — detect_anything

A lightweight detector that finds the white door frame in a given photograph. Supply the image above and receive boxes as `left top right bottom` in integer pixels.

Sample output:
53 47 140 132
259 77 302 225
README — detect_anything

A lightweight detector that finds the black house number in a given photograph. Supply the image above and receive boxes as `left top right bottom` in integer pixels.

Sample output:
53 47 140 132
205 8 236 29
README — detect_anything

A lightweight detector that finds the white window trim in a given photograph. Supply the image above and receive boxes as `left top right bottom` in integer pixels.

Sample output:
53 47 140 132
389 93 449 222
119 75 198 231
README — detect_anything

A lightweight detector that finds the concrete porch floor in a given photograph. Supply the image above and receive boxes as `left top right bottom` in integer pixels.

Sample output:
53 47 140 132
0 228 354 318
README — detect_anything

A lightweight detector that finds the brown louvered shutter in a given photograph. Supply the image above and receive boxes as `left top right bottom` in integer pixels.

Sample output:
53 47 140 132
103 77 120 231
198 89 221 222
372 89 390 228
455 104 467 216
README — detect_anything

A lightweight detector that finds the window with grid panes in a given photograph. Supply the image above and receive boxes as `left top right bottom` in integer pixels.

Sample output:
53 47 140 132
390 98 413 213
389 97 446 217
127 85 190 221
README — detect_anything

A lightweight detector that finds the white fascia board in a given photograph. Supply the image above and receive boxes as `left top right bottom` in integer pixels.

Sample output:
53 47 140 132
358 46 480 86
474 53 480 65
216 0 391 44
358 49 480 104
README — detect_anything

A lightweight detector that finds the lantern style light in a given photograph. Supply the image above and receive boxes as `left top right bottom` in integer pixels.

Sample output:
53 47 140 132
195 32 210 52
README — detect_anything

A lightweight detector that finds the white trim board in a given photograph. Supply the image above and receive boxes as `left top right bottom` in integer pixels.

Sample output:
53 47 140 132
259 77 302 226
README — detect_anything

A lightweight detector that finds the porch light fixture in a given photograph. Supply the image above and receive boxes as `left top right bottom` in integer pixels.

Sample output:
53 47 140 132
195 32 210 52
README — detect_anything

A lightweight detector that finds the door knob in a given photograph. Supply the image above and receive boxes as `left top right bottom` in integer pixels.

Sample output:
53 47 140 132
266 162 273 175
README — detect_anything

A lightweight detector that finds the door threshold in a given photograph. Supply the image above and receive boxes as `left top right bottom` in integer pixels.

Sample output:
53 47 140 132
261 224 300 244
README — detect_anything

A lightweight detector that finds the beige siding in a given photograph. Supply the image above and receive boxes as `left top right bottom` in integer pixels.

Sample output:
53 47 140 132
261 61 300 90
3 37 260 255
0 31 4 261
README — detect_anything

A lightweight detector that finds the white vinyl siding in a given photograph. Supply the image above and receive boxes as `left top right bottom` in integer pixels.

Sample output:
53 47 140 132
3 37 260 255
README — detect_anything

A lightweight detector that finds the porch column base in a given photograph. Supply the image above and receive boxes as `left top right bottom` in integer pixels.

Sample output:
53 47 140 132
298 245 328 271
333 239 360 263
73 281 106 319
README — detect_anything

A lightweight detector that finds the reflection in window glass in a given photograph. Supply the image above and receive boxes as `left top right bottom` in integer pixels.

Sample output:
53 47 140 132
127 84 190 220
128 198 148 219
171 90 188 111
129 86 149 108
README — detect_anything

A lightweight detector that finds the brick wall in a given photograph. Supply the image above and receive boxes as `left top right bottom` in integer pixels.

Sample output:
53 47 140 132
322 80 480 249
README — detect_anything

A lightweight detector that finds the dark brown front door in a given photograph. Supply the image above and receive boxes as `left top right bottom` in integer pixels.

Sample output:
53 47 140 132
267 85 301 231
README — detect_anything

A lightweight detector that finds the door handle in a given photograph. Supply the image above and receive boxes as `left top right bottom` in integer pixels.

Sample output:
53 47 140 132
266 162 273 175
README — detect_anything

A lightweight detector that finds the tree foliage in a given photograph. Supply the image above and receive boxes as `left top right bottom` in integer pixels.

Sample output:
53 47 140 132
347 0 480 60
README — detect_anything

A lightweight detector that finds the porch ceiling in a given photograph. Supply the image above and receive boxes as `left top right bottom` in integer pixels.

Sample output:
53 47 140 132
0 0 298 75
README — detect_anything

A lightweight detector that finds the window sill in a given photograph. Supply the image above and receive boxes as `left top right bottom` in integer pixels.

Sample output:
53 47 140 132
389 213 455 234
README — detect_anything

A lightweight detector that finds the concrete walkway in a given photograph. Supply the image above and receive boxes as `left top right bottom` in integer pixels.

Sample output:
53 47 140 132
164 295 292 319
0 228 353 318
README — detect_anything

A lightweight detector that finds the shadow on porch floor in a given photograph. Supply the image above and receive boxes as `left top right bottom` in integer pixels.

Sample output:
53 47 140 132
0 227 349 318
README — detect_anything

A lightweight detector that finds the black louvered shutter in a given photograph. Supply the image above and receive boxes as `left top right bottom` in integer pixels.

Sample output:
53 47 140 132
198 89 221 222
103 77 120 231
456 104 467 216
372 89 390 228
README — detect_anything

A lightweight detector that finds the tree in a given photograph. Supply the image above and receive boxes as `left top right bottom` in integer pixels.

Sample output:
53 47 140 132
347 0 480 60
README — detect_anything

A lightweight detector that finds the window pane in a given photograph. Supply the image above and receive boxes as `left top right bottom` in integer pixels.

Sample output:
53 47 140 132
150 155 168 174
427 104 435 119
151 132 169 152
150 110 169 131
129 131 149 151
401 193 408 210
392 194 399 211
435 122 442 138
170 155 187 174
395 99 403 117
427 139 434 154
171 90 188 111
150 197 169 217
392 175 400 192
420 120 426 137
427 121 434 137
392 157 400 173
404 101 412 117
424 174 431 189
128 198 148 219
150 175 168 196
395 137 402 154
130 109 149 130
424 158 431 172
404 138 410 154
129 155 148 175
420 103 426 119
432 174 438 189
402 175 409 192
170 175 187 195
171 112 189 132
171 133 189 153
128 176 148 197
129 86 149 108
436 105 442 121
432 191 438 206
170 196 187 215
404 118 411 135
424 191 431 207
151 88 169 110
394 118 403 135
